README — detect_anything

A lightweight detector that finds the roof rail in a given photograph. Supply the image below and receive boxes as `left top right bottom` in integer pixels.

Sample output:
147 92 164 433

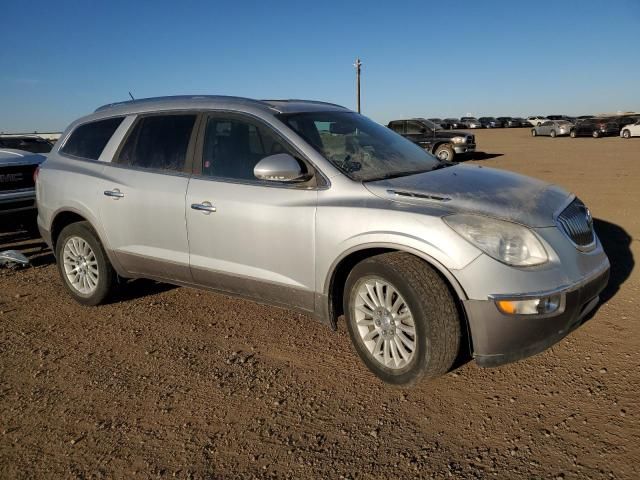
261 99 347 109
94 95 272 112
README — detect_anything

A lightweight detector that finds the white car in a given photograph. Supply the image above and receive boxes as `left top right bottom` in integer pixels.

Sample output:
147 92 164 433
620 120 640 138
526 116 548 127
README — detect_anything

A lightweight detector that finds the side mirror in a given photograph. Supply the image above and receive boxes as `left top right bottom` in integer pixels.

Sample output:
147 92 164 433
254 153 308 182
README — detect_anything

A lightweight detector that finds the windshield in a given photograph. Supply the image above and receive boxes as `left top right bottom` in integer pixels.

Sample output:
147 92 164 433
278 111 441 182
416 118 441 130
0 137 52 153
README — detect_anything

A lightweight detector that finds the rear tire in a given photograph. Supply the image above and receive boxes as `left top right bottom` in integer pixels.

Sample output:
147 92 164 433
550 130 557 138
434 144 455 162
622 129 631 139
55 222 115 306
344 252 461 386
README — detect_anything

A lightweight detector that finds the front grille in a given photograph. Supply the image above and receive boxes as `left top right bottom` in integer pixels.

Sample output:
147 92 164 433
0 165 36 192
557 198 594 247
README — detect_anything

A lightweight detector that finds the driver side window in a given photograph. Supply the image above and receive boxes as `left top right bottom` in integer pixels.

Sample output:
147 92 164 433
406 121 425 134
200 116 300 181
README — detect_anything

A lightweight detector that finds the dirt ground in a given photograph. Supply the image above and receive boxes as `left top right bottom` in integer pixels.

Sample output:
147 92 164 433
1 128 638 479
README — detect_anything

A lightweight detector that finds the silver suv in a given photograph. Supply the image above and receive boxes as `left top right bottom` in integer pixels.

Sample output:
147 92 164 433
37 96 610 385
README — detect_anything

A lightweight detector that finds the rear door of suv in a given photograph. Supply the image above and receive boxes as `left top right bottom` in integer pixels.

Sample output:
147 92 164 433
185 112 318 311
99 112 200 281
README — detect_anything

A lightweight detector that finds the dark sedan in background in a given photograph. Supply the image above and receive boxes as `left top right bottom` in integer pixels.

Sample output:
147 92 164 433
497 117 522 128
570 118 619 138
479 117 501 128
442 118 466 129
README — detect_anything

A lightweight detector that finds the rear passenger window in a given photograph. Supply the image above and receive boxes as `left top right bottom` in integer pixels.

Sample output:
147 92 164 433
116 115 196 171
61 117 124 160
389 121 404 134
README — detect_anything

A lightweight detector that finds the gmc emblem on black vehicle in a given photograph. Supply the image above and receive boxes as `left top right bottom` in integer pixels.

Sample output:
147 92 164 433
0 173 24 183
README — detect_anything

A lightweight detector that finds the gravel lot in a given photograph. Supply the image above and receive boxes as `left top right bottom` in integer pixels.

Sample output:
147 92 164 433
1 128 638 479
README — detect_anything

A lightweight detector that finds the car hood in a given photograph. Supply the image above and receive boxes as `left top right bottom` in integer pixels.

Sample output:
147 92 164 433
0 148 46 167
432 130 471 138
364 164 571 227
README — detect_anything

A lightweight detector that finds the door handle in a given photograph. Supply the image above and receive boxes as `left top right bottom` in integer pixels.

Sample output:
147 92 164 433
104 188 124 199
191 201 217 214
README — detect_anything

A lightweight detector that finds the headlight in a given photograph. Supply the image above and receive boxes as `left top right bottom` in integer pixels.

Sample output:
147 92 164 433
443 214 548 266
451 136 465 144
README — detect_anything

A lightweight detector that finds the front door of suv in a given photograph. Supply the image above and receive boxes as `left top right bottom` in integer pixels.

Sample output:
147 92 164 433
99 113 199 281
185 113 317 311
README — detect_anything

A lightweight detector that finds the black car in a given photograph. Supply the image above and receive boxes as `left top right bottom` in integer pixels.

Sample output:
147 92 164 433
0 135 53 154
479 117 501 128
442 118 465 129
513 117 529 127
615 115 640 130
387 118 476 161
570 118 619 138
497 117 521 128
428 118 450 129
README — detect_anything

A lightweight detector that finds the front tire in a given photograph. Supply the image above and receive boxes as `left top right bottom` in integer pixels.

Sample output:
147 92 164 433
344 252 461 385
592 130 600 138
570 130 577 138
434 143 455 162
55 222 115 306
622 129 631 139
531 129 537 137
550 130 557 138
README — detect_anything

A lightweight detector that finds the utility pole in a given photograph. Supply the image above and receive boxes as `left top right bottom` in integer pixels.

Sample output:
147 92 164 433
354 58 362 113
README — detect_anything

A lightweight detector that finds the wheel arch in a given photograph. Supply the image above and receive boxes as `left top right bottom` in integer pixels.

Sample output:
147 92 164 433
324 243 469 328
50 208 127 277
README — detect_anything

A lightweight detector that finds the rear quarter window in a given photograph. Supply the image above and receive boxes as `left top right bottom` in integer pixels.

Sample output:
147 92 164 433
61 117 125 160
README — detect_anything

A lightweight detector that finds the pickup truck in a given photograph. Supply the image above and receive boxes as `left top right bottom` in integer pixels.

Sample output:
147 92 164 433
387 118 476 161
1 149 46 217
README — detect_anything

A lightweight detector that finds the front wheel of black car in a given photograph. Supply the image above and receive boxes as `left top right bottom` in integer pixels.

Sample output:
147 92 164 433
344 252 461 386
592 130 600 138
434 144 455 162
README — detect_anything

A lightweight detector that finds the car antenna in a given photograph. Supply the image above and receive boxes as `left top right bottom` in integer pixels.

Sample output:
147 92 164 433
128 91 135 101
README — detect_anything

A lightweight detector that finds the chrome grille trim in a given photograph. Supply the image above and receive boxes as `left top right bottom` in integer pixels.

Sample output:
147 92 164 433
557 198 595 250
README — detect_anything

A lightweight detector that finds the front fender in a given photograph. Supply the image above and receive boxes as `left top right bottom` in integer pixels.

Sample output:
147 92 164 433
323 239 472 301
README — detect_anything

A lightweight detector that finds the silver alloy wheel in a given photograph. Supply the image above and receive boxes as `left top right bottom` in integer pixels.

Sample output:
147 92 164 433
623 129 630 138
353 276 416 370
62 236 99 294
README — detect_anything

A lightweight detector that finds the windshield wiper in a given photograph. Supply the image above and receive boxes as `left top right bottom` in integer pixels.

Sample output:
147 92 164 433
363 169 431 182
364 162 454 182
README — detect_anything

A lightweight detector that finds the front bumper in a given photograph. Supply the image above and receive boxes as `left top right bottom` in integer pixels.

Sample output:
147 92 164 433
463 264 610 367
454 144 476 154
0 188 37 215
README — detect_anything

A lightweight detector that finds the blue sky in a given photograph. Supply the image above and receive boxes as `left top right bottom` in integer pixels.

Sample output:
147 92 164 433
1 0 638 132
